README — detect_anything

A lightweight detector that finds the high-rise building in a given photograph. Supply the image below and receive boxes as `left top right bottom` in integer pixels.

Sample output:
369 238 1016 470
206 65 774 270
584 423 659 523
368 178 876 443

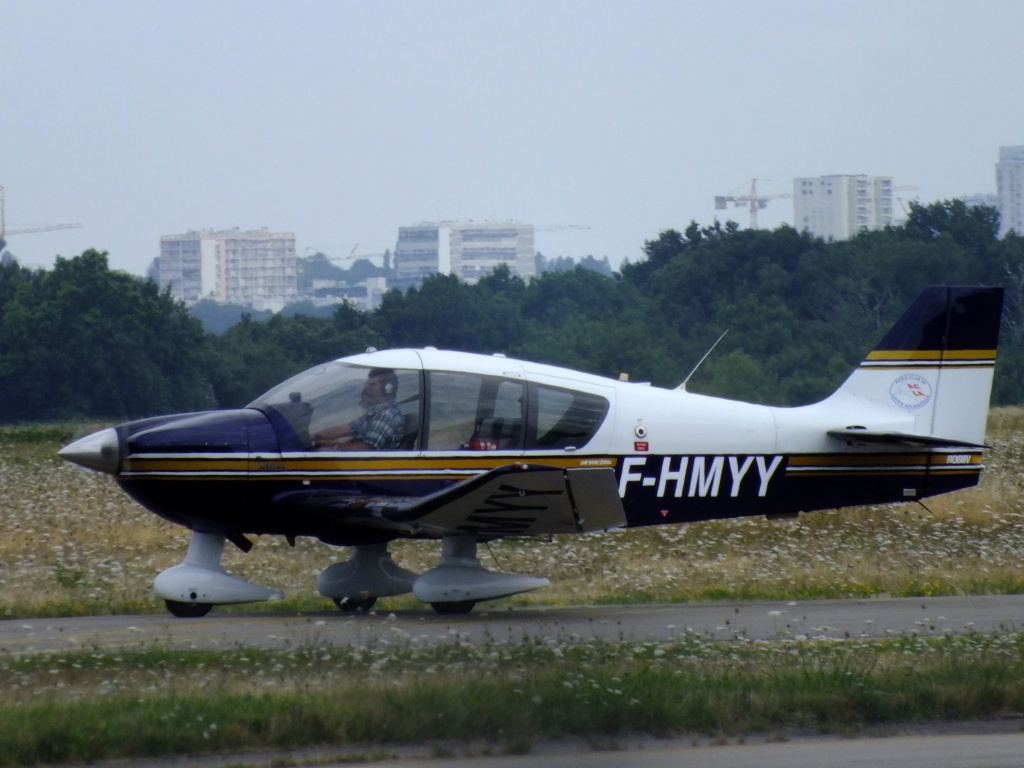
793 175 895 241
996 146 1024 237
393 223 453 285
393 221 535 286
158 228 297 311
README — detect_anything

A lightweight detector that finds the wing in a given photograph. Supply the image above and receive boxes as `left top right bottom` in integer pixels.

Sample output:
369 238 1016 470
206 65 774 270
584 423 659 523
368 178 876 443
274 463 627 538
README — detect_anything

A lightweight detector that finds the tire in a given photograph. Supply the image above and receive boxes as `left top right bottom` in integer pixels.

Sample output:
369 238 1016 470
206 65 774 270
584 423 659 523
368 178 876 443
165 600 213 618
431 600 476 615
333 596 377 614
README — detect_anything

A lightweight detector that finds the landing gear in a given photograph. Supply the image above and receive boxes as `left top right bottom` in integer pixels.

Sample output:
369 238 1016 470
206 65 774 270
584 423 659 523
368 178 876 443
414 535 549 615
333 596 377 614
319 537 549 616
154 531 283 618
318 542 417 612
165 600 213 618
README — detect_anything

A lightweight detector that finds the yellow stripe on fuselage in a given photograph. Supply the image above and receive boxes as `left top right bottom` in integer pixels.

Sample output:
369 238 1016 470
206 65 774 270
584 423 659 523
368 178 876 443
120 453 618 479
123 458 250 473
785 451 981 477
865 349 996 361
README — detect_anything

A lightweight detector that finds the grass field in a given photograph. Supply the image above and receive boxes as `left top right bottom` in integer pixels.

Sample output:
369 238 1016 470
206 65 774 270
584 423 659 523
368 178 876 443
1 632 1023 765
1 414 1023 764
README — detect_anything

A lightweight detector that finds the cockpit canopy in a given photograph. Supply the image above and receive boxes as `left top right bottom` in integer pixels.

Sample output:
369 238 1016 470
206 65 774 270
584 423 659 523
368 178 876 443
249 360 610 453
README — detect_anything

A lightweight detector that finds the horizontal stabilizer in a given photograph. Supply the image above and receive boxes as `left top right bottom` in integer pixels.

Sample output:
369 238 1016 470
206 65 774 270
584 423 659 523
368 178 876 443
827 428 986 449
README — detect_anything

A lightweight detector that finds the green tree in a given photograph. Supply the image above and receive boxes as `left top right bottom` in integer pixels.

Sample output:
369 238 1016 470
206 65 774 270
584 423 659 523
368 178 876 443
0 250 212 421
208 306 383 408
371 269 524 353
902 199 1001 258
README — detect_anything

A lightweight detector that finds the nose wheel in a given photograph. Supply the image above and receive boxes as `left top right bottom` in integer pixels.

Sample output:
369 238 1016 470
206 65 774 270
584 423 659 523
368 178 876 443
155 532 284 617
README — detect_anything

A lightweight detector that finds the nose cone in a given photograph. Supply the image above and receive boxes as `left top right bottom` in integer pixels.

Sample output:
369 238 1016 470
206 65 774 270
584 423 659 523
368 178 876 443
59 427 121 474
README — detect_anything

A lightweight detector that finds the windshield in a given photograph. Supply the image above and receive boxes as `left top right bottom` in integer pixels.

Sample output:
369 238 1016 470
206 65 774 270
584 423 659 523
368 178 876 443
249 359 608 453
249 362 422 451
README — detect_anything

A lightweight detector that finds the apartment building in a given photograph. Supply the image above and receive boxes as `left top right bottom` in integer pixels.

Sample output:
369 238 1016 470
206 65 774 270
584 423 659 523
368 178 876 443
393 221 536 286
158 228 297 311
997 146 1024 237
793 175 895 240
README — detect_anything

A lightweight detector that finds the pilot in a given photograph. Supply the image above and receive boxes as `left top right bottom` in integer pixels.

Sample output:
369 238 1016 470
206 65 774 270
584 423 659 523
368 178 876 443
312 368 405 451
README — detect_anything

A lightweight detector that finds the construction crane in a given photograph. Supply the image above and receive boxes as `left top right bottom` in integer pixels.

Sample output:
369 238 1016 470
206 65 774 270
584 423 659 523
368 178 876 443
316 244 388 265
326 251 386 264
892 185 919 219
0 185 84 252
714 179 792 230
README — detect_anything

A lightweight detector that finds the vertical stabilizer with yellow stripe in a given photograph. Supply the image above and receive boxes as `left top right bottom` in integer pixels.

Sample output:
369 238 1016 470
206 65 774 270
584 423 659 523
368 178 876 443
828 286 1003 448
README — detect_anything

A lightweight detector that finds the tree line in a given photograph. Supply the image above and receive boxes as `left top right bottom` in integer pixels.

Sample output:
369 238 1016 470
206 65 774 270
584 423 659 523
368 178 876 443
2 199 1023 424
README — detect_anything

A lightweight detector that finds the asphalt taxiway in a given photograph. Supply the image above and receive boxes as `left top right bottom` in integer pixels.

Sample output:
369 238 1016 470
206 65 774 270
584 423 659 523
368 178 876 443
2 594 1022 654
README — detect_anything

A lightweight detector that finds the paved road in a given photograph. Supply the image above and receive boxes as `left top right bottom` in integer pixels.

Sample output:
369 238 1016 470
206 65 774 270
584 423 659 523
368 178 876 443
2 594 1022 653
76 726 1024 768
368 730 1024 768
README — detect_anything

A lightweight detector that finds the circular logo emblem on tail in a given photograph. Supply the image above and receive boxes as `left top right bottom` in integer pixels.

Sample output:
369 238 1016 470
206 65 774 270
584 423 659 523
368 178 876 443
890 374 932 410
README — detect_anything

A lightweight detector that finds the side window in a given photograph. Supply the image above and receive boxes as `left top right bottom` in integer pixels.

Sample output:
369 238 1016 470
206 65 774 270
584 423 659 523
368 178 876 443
426 373 525 451
473 379 525 450
527 384 609 450
427 372 483 450
387 369 423 450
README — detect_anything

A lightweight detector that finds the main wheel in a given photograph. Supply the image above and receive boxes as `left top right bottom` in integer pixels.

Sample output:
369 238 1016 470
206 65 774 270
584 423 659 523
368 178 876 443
333 596 377 614
165 600 213 618
431 600 476 615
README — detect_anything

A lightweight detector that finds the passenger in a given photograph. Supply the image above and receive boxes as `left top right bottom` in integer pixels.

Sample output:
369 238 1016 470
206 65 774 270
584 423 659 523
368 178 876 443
313 368 405 450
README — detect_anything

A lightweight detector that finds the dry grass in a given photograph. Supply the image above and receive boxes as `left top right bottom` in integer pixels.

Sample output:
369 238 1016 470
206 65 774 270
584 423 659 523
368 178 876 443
2 410 1023 617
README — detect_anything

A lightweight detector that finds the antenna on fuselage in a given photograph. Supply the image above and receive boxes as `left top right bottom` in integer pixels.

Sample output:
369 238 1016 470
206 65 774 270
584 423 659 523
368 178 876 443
676 330 729 392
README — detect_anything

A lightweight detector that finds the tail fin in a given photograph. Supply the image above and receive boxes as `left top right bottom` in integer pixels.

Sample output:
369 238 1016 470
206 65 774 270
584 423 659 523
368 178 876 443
828 286 1003 447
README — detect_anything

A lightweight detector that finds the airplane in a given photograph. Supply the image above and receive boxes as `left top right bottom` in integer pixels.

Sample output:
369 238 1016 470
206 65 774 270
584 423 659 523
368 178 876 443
60 285 1004 617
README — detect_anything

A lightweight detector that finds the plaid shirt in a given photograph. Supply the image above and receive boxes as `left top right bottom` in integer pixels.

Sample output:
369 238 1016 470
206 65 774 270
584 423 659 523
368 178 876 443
349 403 405 450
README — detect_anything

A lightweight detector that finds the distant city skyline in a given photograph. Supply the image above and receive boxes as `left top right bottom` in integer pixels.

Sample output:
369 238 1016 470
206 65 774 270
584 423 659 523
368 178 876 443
3 1 1023 275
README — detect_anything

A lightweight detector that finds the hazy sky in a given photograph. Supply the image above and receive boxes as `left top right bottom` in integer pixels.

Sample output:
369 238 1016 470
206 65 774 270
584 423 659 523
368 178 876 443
2 0 1022 275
